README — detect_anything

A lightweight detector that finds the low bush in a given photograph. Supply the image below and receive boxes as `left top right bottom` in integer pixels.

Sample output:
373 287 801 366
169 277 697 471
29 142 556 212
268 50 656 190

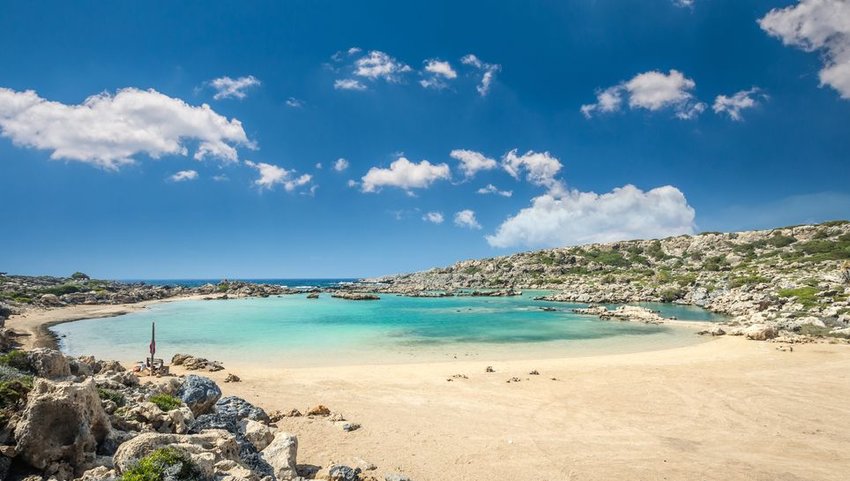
97 388 126 407
778 286 820 308
0 351 32 373
149 393 182 412
121 447 202 481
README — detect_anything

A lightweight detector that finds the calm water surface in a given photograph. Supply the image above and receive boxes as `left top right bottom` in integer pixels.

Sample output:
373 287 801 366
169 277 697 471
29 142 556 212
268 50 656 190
53 292 724 367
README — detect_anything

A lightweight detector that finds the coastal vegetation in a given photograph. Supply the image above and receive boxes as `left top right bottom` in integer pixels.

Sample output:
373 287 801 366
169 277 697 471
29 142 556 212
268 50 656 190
121 447 202 481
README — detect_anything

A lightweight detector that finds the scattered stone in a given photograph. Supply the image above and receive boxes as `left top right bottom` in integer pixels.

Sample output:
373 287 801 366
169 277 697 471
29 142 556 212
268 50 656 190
744 324 778 341
506 377 521 383
171 353 224 372
223 373 241 383
260 432 298 481
328 464 361 481
331 292 380 301
485 366 495 373
240 419 274 451
214 396 270 423
385 473 413 481
529 370 540 375
306 404 331 416
307 292 319 299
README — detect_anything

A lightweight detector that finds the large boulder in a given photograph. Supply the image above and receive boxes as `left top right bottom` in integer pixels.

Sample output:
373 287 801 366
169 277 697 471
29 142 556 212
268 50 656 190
176 375 221 416
240 419 274 451
112 430 245 480
190 413 274 477
40 293 63 306
26 348 71 379
260 432 298 481
215 396 270 423
744 323 778 341
13 378 111 476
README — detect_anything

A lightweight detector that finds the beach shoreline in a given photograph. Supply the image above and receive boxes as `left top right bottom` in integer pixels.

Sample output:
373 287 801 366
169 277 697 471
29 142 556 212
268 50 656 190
6 299 850 480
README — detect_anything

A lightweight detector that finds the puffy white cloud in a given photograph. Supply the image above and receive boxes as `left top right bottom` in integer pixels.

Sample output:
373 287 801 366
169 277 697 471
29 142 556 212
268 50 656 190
285 97 304 108
674 0 694 7
454 209 482 230
354 50 412 82
486 185 695 248
209 76 261 100
420 59 458 89
169 170 198 182
347 179 358 188
581 69 705 119
361 156 451 193
0 87 251 170
502 149 565 194
245 160 312 192
461 54 501 96
423 211 445 224
713 88 766 121
759 0 850 99
450 149 498 177
334 79 367 91
477 184 512 197
333 158 349 171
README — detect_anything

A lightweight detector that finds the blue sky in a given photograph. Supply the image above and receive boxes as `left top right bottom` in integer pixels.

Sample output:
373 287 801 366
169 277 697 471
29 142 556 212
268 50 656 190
1 0 849 279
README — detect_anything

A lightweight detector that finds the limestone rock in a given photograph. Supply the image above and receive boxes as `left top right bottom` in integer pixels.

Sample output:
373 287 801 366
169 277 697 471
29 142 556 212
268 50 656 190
177 375 222 416
26 348 71 379
112 430 242 480
14 378 111 474
744 323 778 341
305 404 330 416
240 419 274 451
385 474 413 481
260 432 298 480
328 464 361 481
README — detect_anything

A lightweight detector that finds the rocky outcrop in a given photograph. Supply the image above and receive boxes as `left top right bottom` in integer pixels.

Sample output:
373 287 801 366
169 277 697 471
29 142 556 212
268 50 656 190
13 378 111 478
176 375 222 416
26 348 71 379
331 292 380 301
214 396 270 423
171 353 224 372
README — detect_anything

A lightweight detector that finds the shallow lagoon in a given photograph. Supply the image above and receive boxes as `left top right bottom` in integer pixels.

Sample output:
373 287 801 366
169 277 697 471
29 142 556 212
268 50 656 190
53 292 724 367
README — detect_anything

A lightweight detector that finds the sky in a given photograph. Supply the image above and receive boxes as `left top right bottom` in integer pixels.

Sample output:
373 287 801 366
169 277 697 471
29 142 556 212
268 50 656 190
1 0 849 279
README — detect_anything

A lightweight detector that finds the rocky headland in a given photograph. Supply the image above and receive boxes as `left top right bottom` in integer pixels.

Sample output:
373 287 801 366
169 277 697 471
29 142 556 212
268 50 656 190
360 221 850 342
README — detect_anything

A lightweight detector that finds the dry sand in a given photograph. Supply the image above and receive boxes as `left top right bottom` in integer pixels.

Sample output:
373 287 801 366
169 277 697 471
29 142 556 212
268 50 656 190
8 302 850 481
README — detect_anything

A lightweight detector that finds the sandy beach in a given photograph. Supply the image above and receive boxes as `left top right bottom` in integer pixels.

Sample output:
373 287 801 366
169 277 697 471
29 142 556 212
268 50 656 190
8 303 850 481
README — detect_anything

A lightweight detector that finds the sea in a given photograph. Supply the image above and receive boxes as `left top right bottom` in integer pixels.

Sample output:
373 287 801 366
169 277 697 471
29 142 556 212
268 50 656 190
52 282 726 368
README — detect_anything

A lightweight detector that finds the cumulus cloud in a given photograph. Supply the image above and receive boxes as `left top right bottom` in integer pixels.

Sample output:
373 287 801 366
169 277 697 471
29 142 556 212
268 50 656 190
674 0 694 7
477 184 512 197
581 69 705 119
423 211 445 224
454 209 482 229
333 158 349 172
461 54 501 96
759 0 850 99
0 87 251 170
354 50 412 82
245 160 312 192
713 88 766 121
209 76 261 100
361 156 451 193
486 185 695 248
334 79 367 91
450 149 498 178
420 59 458 89
169 170 198 182
285 97 304 108
502 149 565 195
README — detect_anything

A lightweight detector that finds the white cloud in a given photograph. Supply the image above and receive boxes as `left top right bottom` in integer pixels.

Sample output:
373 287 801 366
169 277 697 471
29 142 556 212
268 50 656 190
759 0 850 99
209 76 261 100
454 209 482 230
245 160 312 192
450 149 498 178
502 149 565 194
423 211 445 224
169 170 198 182
285 97 304 108
334 158 349 172
212 174 229 182
354 50 412 82
477 184 512 197
347 179 358 188
581 69 705 119
486 185 696 248
315 162 323 169
361 156 451 193
420 59 458 89
0 87 251 170
674 0 694 7
334 79 367 91
713 88 766 121
461 54 501 96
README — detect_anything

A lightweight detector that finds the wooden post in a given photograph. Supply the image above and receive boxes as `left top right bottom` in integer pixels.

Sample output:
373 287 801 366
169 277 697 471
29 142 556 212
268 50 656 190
150 321 156 376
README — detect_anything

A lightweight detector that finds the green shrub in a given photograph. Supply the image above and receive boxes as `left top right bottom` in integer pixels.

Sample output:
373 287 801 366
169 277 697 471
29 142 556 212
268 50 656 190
729 274 770 288
794 239 850 261
703 255 729 272
766 235 797 248
584 249 631 267
70 272 90 280
778 286 820 308
0 351 32 373
149 393 182 412
38 283 82 296
0 377 33 409
462 266 482 275
97 388 126 407
646 241 668 260
821 220 849 227
676 273 698 287
121 447 202 481
660 287 684 302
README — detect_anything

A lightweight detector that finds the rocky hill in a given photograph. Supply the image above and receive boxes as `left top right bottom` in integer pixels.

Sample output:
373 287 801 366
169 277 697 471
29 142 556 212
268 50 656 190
365 221 850 339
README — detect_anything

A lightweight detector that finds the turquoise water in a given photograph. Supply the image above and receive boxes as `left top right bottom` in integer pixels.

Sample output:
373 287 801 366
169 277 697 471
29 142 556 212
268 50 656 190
53 292 722 367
